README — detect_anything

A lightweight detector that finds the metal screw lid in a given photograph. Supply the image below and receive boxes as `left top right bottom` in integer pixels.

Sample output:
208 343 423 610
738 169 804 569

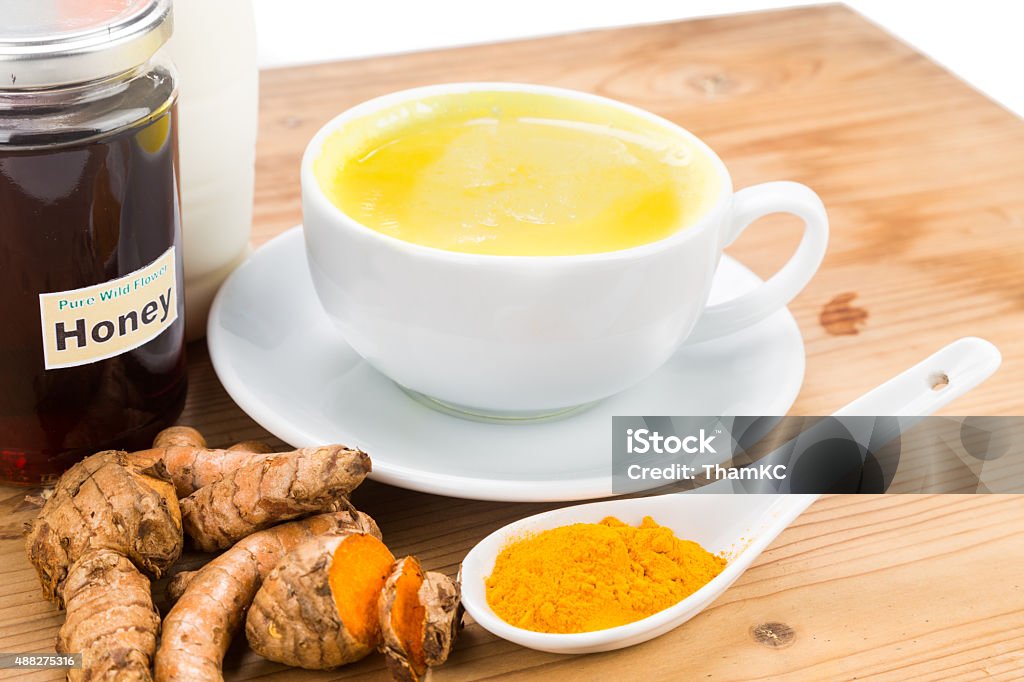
0 0 173 89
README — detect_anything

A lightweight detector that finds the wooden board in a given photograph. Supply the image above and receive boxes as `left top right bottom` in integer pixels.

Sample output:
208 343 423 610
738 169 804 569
2 5 1023 680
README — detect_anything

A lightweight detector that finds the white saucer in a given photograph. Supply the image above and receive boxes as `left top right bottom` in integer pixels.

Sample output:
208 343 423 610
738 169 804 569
208 227 805 502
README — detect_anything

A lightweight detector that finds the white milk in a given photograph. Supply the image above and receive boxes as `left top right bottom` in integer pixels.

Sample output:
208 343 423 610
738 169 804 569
166 0 259 340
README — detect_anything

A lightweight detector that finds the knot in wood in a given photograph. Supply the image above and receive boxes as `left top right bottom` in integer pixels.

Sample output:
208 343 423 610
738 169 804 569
750 621 795 648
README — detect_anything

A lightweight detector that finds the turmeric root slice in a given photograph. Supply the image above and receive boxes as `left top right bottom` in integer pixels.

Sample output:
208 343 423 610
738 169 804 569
180 446 371 552
57 548 160 682
379 557 463 682
155 509 380 682
245 532 395 669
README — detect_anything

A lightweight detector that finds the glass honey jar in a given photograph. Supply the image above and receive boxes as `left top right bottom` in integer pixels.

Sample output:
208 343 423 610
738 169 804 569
0 0 186 484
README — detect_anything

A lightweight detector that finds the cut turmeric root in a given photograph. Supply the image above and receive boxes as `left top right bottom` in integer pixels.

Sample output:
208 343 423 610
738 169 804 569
154 509 380 682
379 556 462 682
245 541 462 679
245 532 396 669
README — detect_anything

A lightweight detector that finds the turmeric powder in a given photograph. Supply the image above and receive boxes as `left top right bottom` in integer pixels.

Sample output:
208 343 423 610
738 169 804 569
485 516 726 634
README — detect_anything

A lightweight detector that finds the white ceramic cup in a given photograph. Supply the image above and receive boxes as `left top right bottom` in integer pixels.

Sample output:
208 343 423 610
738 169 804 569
302 83 828 417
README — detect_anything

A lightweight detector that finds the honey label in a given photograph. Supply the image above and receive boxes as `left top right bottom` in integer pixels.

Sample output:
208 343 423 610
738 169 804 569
39 247 178 370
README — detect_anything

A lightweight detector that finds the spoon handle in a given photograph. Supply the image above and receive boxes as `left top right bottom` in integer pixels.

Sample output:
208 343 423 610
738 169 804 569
833 337 1001 417
769 337 1001 506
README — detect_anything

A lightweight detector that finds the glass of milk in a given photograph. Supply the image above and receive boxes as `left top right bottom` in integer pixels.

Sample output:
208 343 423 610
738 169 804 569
167 0 259 340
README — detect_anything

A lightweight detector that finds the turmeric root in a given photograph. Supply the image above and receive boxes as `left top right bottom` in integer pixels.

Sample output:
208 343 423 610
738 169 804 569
180 445 371 552
245 532 396 669
25 450 182 604
244 543 461 680
155 509 380 682
165 569 197 603
152 426 206 449
25 451 183 681
379 556 462 682
139 429 352 518
131 426 275 498
57 549 161 682
152 425 270 454
131 445 275 498
227 439 274 453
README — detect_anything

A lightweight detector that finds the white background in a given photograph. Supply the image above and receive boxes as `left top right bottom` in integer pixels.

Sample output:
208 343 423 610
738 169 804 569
252 1 1024 118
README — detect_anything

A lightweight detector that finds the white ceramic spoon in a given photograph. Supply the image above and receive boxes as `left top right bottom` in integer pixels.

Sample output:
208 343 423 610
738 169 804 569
459 337 1001 654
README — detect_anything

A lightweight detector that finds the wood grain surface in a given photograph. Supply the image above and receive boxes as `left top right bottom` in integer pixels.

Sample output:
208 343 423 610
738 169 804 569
2 5 1023 681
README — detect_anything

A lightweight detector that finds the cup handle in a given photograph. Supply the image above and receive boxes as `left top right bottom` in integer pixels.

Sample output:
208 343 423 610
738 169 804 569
687 181 829 343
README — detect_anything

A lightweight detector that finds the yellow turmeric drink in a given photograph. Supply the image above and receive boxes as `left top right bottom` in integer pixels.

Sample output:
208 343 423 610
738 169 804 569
315 91 719 256
485 516 726 634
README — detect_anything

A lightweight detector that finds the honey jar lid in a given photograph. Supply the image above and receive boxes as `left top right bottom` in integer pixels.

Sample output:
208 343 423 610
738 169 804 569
0 0 172 89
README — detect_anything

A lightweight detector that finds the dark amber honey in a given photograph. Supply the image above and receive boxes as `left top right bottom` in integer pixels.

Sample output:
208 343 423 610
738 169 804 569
0 69 185 484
